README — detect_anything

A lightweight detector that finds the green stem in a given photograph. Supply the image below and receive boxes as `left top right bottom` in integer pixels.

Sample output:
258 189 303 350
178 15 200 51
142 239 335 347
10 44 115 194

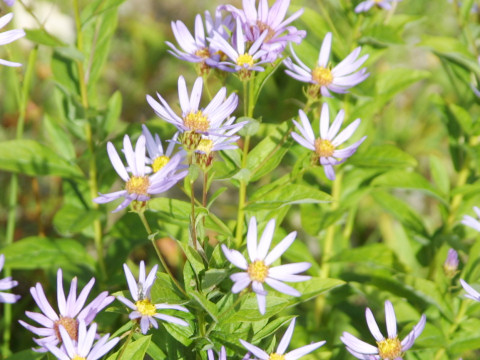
137 212 187 297
433 300 468 360
116 326 136 360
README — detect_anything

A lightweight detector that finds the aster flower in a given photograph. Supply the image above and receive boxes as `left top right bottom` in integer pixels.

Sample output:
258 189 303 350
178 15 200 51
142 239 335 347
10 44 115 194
461 206 480 232
340 300 426 360
146 76 240 139
221 0 306 62
284 32 369 97
166 9 233 70
221 217 311 315
142 125 186 173
292 104 366 180
460 279 480 302
209 18 268 75
19 268 114 351
0 254 20 303
0 13 25 67
240 318 325 359
208 346 227 360
355 0 400 13
443 249 459 278
94 134 187 213
45 320 119 360
3 0 15 6
117 261 189 334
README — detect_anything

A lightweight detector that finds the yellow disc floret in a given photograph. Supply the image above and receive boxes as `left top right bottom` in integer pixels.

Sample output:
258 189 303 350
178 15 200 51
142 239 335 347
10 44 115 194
126 176 150 195
269 353 285 360
377 337 402 359
135 298 157 317
54 316 78 342
195 47 211 59
196 139 214 154
152 156 170 173
237 53 255 68
314 138 335 158
184 110 209 132
72 356 86 360
312 66 333 86
247 260 269 282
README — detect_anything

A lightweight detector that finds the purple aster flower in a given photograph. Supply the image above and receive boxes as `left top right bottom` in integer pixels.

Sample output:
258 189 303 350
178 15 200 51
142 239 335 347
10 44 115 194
462 206 480 232
240 318 325 359
221 217 311 315
117 261 189 334
222 0 306 62
460 279 480 302
443 249 459 278
209 18 268 75
292 104 366 180
0 254 20 303
45 320 119 360
208 346 227 360
94 134 187 213
284 32 369 97
166 9 233 71
355 0 400 13
19 269 114 352
142 125 186 173
3 0 15 6
0 13 25 67
340 300 426 360
146 76 240 139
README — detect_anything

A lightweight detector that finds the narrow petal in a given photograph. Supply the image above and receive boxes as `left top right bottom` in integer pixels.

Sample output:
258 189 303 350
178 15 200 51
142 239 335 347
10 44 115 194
264 231 297 265
285 341 326 360
247 216 258 262
365 308 384 342
277 318 296 354
384 301 397 338
222 245 248 270
318 32 332 68
239 339 269 360
256 219 276 260
123 263 139 301
319 103 330 139
265 278 300 296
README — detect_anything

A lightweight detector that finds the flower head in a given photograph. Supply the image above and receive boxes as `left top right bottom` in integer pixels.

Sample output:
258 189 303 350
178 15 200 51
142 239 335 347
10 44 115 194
147 76 241 140
355 0 400 13
0 13 25 67
292 104 366 180
3 0 15 6
462 206 480 232
460 279 480 302
45 320 119 360
208 346 227 360
240 318 325 359
221 217 311 314
19 269 114 351
443 249 459 278
221 0 306 62
117 261 189 334
94 134 187 213
340 300 426 360
284 32 369 97
0 254 20 303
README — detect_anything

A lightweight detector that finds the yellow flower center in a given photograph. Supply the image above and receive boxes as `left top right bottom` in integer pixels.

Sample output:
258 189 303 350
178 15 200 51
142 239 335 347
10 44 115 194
269 353 285 360
247 260 269 282
196 139 213 154
256 21 276 42
126 176 150 195
237 53 255 67
135 298 157 317
377 337 402 359
314 138 335 158
152 155 170 173
311 66 333 86
53 317 78 342
72 356 86 360
195 47 211 59
184 110 209 132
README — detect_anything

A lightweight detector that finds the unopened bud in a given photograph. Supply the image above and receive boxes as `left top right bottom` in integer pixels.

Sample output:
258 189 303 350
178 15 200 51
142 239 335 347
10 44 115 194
443 248 459 278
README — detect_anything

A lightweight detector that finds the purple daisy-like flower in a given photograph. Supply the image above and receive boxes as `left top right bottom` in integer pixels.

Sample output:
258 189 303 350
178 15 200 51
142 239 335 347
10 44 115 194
208 346 227 360
462 206 480 232
340 300 426 360
209 18 268 74
142 125 186 173
284 32 369 97
221 217 311 315
146 76 240 137
19 269 114 352
0 254 20 303
240 318 325 359
0 13 25 67
45 320 119 360
355 0 400 13
3 0 15 6
460 279 480 302
117 261 189 334
222 0 306 62
94 134 187 213
292 103 366 180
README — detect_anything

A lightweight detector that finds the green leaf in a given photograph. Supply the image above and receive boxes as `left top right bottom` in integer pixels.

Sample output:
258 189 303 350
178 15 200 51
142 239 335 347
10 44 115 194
429 155 450 196
360 24 404 47
103 91 122 133
43 114 76 161
0 237 95 272
106 336 151 360
53 204 101 236
189 290 219 322
25 29 64 47
348 145 417 168
148 198 190 224
238 117 261 137
246 184 331 210
0 140 83 178
331 243 405 271
253 60 281 103
251 316 294 342
201 269 229 291
162 321 194 346
376 68 430 101
150 272 186 304
177 243 205 275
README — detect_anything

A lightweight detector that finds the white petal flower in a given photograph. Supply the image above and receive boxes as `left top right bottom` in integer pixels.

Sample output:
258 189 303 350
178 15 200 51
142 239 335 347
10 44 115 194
240 318 325 359
461 206 480 232
460 279 480 302
222 217 311 314
117 261 189 334
340 300 426 360
0 13 25 67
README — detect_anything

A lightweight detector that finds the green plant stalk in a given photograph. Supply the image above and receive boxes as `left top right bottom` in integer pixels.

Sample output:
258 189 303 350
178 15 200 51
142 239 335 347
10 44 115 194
115 326 136 360
137 212 187 297
73 0 106 279
2 46 38 357
433 300 468 360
